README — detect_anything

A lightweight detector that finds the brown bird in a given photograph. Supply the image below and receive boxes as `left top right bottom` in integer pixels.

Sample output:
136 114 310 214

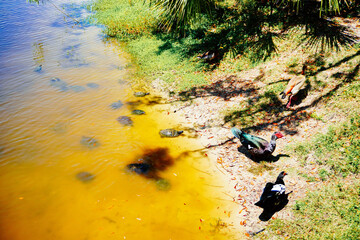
280 65 307 108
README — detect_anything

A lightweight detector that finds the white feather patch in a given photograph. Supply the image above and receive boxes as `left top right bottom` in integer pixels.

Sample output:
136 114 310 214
271 184 285 194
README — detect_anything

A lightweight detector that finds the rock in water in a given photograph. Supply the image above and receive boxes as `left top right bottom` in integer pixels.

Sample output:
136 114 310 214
34 65 42 73
117 116 133 126
86 83 99 89
69 85 86 92
134 92 150 97
131 109 145 115
159 129 183 138
51 122 68 134
80 136 100 149
50 78 69 91
155 178 171 191
110 100 124 109
76 171 95 182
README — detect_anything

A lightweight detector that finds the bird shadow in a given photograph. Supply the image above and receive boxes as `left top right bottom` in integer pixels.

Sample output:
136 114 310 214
258 193 291 221
237 146 290 163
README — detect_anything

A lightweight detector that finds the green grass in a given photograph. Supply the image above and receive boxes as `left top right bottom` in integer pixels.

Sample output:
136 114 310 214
91 0 159 39
291 115 360 177
266 179 360 240
125 36 208 90
248 162 274 175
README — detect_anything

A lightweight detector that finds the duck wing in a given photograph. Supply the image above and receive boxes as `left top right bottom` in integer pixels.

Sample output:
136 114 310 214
284 76 306 95
241 132 269 150
255 182 274 208
231 128 269 150
290 77 306 95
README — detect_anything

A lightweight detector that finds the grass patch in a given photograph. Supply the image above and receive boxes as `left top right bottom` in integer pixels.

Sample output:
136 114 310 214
91 0 159 39
291 115 360 177
266 179 360 240
125 36 208 90
309 112 325 122
248 162 275 175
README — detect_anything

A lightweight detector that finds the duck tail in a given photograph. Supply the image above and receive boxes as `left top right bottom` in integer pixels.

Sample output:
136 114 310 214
231 127 243 139
254 200 264 208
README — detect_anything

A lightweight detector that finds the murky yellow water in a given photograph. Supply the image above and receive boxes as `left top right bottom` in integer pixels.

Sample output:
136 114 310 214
0 1 241 239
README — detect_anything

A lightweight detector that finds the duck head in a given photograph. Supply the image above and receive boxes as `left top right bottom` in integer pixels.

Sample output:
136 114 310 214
301 64 308 75
275 132 284 139
271 132 284 141
278 171 287 178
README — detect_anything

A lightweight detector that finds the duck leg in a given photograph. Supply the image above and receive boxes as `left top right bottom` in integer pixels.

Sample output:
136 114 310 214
286 95 293 108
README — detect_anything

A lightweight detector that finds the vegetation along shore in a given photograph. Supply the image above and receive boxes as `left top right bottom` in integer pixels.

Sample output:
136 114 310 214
90 0 359 238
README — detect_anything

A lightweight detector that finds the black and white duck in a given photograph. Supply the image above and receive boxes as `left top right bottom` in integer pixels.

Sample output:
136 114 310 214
255 171 292 210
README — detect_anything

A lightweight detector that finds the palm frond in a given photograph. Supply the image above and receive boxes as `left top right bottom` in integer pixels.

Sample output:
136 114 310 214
302 18 359 52
152 0 214 31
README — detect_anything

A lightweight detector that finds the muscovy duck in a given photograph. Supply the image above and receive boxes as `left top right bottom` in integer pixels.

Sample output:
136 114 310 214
280 65 307 108
255 171 292 210
231 127 284 158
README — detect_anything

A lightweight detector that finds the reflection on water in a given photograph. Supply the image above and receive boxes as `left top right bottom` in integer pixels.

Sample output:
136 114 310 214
0 1 240 239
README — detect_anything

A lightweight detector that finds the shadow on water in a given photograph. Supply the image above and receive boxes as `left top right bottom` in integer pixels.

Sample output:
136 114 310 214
127 147 175 178
126 147 200 191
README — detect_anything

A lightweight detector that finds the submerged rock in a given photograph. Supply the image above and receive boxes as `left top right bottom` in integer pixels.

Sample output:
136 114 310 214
50 78 69 91
86 83 99 89
117 116 133 126
51 122 68 134
76 171 95 182
69 85 86 92
159 129 183 138
126 101 141 107
110 100 124 110
118 79 129 85
80 136 100 149
34 65 42 73
155 178 171 191
131 109 145 115
113 65 124 70
134 92 150 97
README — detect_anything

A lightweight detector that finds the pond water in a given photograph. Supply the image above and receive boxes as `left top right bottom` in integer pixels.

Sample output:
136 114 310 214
0 1 240 239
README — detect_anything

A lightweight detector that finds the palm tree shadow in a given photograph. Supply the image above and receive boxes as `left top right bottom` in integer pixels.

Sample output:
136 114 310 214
237 146 290 163
258 194 290 221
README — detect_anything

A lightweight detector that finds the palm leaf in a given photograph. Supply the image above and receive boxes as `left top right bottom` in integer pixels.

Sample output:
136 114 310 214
152 0 214 31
